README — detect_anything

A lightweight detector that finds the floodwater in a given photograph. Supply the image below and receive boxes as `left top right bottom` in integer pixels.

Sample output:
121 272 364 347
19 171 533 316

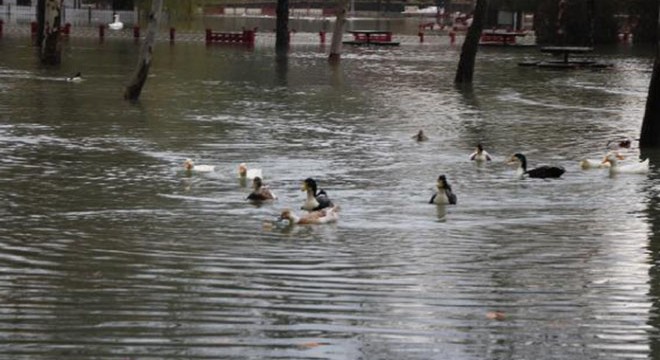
1 30 660 360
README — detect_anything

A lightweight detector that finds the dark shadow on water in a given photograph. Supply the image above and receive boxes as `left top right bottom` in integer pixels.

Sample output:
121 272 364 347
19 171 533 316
642 148 660 358
275 52 288 87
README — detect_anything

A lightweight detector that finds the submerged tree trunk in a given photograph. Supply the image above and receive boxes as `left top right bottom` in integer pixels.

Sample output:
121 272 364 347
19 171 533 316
328 0 349 63
454 0 488 84
39 0 63 65
124 0 163 101
275 0 289 55
639 2 660 148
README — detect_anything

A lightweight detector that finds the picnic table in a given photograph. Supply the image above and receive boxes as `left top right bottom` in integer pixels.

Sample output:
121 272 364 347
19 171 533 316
539 46 593 64
343 30 400 46
479 30 529 46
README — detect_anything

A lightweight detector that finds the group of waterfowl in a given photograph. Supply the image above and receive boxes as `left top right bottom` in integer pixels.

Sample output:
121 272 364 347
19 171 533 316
422 133 649 206
182 135 649 226
183 160 339 225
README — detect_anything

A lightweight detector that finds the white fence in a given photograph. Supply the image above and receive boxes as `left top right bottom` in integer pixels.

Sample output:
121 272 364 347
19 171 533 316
0 5 136 26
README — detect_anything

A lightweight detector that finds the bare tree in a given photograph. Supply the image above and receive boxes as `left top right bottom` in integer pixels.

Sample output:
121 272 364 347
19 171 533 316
38 0 63 65
640 1 660 148
276 0 289 55
454 0 488 84
124 0 164 101
328 0 350 63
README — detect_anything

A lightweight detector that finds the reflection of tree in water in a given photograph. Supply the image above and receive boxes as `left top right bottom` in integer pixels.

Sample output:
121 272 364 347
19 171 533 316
642 150 660 359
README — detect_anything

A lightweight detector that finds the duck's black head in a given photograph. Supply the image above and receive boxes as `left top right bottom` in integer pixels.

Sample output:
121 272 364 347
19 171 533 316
74 72 81 77
303 178 318 193
437 175 450 188
512 153 527 170
477 143 484 152
252 176 263 189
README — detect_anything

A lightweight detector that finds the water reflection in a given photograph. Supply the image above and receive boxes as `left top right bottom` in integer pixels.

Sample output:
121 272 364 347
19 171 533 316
0 34 658 359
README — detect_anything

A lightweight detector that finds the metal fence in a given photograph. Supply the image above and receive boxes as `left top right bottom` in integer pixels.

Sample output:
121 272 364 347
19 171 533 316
0 5 136 27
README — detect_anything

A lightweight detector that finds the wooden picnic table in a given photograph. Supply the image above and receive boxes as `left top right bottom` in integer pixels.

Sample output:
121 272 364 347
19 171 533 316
344 30 399 46
539 46 593 63
479 30 528 46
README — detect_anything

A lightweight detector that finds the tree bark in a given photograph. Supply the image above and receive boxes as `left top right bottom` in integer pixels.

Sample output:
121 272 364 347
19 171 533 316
124 0 163 101
40 0 63 65
275 0 289 55
454 0 488 84
328 0 349 63
639 2 660 148
36 0 45 47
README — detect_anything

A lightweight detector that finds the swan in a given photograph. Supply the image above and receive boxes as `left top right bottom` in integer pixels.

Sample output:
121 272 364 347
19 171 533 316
469 144 492 162
301 178 334 211
279 206 339 225
183 159 215 172
429 175 457 205
247 177 277 201
508 153 565 179
238 163 262 180
412 130 428 142
66 72 82 82
602 152 649 174
108 14 123 31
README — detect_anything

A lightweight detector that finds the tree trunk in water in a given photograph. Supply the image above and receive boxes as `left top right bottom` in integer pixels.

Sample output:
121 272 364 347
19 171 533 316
124 0 163 101
639 2 660 148
328 0 349 63
275 0 289 55
40 0 63 65
454 0 488 84
36 0 45 47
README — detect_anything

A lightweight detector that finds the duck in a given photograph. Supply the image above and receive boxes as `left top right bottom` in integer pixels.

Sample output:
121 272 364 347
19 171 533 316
301 178 334 211
469 144 492 162
412 130 429 142
247 176 277 201
579 157 610 170
278 206 339 225
238 163 262 180
66 72 82 82
602 151 649 174
429 175 457 205
108 13 124 31
508 153 565 179
183 159 215 172
607 138 632 150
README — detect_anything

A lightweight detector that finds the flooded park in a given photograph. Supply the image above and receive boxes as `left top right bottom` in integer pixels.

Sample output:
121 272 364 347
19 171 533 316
1 13 660 360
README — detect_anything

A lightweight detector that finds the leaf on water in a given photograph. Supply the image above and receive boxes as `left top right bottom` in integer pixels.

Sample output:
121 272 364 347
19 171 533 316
486 311 506 321
298 341 322 349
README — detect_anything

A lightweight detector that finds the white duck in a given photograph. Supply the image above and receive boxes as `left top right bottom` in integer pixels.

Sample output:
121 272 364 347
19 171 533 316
469 144 492 162
580 157 610 170
66 72 82 83
108 14 124 31
278 206 339 225
602 152 649 174
238 163 262 180
183 159 215 173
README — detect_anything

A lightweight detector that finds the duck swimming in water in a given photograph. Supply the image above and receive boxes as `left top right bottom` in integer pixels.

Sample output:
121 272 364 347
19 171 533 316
508 153 565 179
602 151 649 174
579 156 611 170
301 178 334 211
238 163 262 180
66 72 82 82
183 159 215 172
279 206 339 225
412 130 429 142
429 175 457 205
247 176 277 201
469 144 492 162
108 13 124 30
